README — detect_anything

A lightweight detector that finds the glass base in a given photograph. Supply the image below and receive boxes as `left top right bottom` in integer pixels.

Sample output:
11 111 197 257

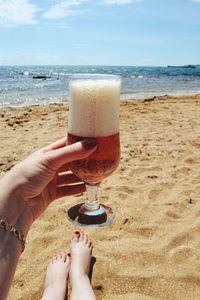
66 203 115 228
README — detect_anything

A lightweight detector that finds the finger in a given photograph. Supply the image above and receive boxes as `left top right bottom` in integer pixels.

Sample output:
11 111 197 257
46 139 97 169
56 183 86 199
43 137 68 152
58 165 70 174
57 173 82 186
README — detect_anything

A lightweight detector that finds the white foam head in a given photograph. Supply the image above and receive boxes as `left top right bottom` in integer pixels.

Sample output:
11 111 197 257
68 77 120 137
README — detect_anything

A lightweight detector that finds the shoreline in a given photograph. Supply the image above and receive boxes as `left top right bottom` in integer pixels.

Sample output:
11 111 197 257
1 65 200 109
1 92 200 110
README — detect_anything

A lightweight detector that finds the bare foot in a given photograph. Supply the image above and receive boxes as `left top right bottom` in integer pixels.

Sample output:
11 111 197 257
41 252 70 300
69 231 96 300
70 231 93 285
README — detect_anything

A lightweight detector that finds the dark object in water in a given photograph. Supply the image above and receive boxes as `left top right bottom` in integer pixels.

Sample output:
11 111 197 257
33 75 51 80
167 65 196 69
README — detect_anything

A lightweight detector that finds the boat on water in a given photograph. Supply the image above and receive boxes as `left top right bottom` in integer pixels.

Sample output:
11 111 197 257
167 65 196 69
33 75 52 80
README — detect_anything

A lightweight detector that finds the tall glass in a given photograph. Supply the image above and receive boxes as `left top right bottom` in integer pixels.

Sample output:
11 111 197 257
67 74 121 227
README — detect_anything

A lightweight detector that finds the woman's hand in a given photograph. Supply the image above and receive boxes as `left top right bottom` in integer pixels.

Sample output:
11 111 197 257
0 137 97 234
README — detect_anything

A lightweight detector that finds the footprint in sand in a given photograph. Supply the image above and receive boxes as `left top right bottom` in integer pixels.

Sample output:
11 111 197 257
148 182 174 201
165 210 181 220
172 167 191 178
116 185 135 194
148 187 162 200
167 232 192 250
134 226 158 238
185 158 195 164
128 166 162 178
168 245 200 265
190 141 200 149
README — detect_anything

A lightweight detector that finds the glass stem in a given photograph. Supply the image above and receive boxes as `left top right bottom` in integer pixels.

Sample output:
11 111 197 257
84 184 100 211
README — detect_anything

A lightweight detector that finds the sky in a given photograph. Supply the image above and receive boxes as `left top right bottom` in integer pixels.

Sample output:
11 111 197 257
0 0 200 66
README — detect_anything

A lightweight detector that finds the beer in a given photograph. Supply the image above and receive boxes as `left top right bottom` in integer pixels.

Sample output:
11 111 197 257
68 132 120 184
68 76 120 185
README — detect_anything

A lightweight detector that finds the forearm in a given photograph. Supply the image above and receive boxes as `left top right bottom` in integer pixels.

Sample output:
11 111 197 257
0 229 22 300
0 176 32 300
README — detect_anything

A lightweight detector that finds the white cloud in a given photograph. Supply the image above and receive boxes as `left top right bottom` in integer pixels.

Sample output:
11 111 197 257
42 0 89 20
0 0 143 26
42 0 142 20
191 0 200 2
102 0 142 4
0 0 39 26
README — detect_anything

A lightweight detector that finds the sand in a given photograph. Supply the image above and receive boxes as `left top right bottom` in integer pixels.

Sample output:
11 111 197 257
1 95 200 299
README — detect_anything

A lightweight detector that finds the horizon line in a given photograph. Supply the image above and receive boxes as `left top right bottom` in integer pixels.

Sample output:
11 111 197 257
0 63 199 68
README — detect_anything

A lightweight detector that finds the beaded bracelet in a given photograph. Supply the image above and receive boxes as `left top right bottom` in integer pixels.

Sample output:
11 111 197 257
0 219 25 253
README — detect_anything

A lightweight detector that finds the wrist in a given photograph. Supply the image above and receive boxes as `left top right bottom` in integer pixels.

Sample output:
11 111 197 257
0 219 26 253
0 174 33 237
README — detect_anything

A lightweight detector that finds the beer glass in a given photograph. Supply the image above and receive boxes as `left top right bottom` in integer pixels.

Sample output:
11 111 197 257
67 74 121 227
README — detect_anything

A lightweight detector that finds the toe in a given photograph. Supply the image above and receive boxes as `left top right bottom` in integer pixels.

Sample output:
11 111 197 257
65 253 71 264
84 234 89 244
89 241 93 253
60 252 66 262
52 255 58 263
79 231 84 241
72 230 80 242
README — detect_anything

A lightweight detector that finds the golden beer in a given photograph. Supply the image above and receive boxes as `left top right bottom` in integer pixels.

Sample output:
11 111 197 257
68 132 120 184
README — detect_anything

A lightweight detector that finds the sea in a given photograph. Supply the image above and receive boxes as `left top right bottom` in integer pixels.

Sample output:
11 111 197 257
0 65 200 108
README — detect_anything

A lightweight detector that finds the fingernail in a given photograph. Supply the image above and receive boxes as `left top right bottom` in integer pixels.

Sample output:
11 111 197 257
82 139 97 150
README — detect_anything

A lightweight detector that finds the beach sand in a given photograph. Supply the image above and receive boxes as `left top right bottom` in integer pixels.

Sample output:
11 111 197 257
1 95 200 299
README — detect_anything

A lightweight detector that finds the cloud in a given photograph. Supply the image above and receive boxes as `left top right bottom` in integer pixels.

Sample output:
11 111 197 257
191 0 200 2
42 0 89 20
0 0 143 27
0 0 39 26
42 0 142 20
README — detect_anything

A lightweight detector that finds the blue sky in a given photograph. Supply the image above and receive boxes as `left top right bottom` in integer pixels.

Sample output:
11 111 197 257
0 0 200 66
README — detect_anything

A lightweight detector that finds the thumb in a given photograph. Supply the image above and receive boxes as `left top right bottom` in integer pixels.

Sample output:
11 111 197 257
45 139 97 169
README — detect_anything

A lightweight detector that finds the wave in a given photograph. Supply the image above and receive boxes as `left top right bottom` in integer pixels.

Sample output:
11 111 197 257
1 65 200 107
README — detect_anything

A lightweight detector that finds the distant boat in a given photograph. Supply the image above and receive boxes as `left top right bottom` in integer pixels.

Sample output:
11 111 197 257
33 75 51 80
167 65 196 69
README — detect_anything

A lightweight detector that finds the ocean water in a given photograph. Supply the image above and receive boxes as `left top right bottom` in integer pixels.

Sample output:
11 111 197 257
0 65 200 108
